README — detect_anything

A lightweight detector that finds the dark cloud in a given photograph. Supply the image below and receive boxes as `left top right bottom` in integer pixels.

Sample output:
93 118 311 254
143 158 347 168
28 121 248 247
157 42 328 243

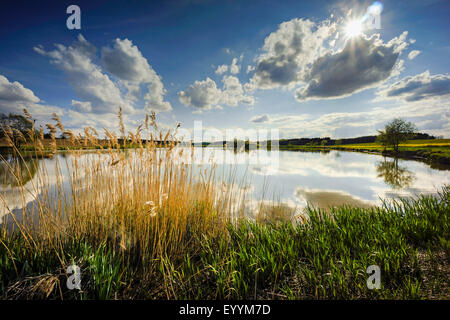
376 71 450 102
250 114 270 123
295 33 408 101
247 18 335 90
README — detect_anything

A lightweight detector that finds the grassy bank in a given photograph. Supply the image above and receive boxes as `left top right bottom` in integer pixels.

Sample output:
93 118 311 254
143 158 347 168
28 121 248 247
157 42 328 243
0 138 175 153
279 139 450 166
0 188 448 299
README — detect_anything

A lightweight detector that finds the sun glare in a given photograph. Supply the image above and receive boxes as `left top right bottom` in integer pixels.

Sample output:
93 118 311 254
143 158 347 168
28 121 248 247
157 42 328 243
345 19 363 38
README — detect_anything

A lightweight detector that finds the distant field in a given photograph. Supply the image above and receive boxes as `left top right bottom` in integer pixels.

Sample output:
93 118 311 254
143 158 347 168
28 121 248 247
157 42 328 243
279 139 450 165
333 139 450 148
401 139 450 145
279 139 450 149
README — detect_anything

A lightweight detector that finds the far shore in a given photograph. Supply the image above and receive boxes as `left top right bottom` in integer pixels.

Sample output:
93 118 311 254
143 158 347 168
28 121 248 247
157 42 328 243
277 139 450 167
1 137 449 167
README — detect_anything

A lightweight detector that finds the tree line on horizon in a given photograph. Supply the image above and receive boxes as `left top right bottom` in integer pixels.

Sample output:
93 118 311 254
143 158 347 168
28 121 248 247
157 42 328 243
0 112 442 151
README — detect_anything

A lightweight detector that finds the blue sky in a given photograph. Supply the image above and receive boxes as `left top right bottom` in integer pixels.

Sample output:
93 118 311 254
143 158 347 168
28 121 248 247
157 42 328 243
0 0 449 139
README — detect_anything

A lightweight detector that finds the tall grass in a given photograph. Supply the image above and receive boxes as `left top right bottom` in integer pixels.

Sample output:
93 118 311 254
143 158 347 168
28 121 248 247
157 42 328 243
0 109 248 298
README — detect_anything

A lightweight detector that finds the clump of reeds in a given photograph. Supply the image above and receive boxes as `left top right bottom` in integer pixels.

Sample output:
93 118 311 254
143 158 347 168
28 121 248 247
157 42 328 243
0 107 245 298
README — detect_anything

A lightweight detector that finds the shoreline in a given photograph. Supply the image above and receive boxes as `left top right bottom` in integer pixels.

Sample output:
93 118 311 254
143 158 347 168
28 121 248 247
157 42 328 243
1 140 449 169
278 145 450 168
1 188 449 299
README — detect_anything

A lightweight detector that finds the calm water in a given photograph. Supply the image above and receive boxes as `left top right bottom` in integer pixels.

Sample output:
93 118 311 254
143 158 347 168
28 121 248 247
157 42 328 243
1 148 449 224
195 148 449 215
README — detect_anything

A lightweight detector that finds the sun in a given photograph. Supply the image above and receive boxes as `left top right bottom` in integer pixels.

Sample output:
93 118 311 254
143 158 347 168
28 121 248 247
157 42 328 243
345 19 363 38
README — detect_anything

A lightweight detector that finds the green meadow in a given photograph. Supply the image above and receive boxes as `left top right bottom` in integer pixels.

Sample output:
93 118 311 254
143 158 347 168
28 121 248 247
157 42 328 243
279 139 450 166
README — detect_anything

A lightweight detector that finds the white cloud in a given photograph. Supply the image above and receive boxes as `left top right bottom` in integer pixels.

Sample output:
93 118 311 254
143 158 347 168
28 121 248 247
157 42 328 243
247 18 336 90
0 75 62 118
144 80 172 113
376 70 450 102
263 100 450 138
187 17 410 106
178 76 254 110
408 50 421 60
35 35 171 114
215 64 228 75
243 16 413 103
246 65 255 74
220 75 254 106
0 75 40 105
35 35 131 114
101 38 172 113
178 77 222 110
250 114 270 123
61 107 175 138
0 75 128 135
61 109 138 137
71 100 92 112
102 38 156 83
230 58 240 74
295 32 409 101
215 57 241 75
122 81 141 102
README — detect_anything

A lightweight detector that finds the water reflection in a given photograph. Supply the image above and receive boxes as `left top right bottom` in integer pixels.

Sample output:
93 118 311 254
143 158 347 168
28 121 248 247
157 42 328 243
0 148 448 225
0 154 39 225
376 157 415 189
294 187 374 212
0 154 39 187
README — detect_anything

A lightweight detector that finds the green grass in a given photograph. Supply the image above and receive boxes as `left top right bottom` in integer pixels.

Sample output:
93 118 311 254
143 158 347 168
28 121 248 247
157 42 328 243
332 139 450 147
1 186 448 300
279 139 450 165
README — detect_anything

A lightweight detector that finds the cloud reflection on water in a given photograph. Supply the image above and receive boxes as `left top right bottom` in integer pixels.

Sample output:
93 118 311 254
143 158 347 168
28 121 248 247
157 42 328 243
0 148 448 224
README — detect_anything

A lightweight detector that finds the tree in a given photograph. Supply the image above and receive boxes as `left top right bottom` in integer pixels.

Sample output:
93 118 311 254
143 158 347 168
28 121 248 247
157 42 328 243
376 130 388 152
0 154 39 187
0 113 35 148
376 158 415 189
377 118 417 153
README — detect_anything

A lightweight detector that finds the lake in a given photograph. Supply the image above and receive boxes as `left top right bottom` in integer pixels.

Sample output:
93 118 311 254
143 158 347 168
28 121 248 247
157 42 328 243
1 148 449 225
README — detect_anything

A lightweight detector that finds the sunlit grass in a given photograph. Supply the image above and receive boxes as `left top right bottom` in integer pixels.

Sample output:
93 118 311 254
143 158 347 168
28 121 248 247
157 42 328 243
0 109 245 298
280 139 450 166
